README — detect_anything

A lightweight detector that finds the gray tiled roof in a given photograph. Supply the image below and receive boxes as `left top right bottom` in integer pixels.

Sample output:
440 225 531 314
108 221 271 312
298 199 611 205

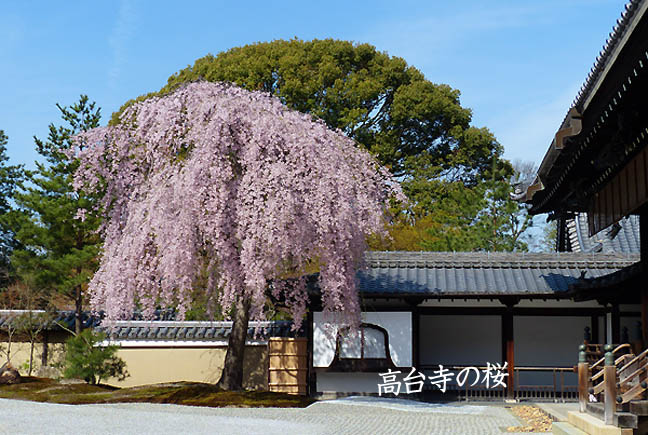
96 320 302 342
358 251 639 297
0 310 101 331
575 261 642 291
0 311 303 341
565 213 639 254
568 0 643 119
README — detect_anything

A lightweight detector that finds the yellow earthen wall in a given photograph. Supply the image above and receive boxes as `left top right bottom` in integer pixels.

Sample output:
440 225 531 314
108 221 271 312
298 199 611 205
1 336 269 390
0 342 66 375
0 333 67 376
105 346 268 389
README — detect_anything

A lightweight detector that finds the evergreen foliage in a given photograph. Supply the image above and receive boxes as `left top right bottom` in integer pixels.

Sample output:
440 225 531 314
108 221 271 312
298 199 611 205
62 329 128 385
0 131 25 282
6 97 102 332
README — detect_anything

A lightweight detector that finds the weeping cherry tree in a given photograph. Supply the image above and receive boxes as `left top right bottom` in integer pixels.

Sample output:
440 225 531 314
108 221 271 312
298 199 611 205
71 81 401 390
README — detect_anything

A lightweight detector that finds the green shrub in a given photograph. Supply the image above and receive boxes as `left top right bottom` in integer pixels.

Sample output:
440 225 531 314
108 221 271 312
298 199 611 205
63 329 129 385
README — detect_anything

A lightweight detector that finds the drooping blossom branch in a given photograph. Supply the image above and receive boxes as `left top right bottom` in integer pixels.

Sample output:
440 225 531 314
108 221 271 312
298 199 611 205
71 81 402 327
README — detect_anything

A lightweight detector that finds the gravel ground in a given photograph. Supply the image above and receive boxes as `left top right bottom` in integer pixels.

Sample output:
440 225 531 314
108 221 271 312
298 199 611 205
0 397 548 435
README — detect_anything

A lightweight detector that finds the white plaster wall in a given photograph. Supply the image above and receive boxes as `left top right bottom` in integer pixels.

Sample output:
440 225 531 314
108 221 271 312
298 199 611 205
515 316 588 366
313 311 412 368
514 316 587 386
316 372 383 393
419 315 501 366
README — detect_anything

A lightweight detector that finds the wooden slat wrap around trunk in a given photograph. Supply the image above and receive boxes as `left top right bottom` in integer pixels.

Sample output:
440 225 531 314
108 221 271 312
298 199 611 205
268 338 308 395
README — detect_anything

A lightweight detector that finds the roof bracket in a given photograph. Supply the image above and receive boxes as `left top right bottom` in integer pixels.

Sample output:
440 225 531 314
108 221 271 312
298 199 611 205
553 108 583 150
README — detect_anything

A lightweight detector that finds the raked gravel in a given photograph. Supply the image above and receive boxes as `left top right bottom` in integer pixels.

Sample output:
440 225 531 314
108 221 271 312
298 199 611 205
0 396 544 434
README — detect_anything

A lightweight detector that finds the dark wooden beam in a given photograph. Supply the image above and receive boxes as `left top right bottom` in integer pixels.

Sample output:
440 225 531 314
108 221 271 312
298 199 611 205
411 307 506 316
405 297 425 307
501 304 515 399
498 296 521 307
641 208 648 347
591 315 600 344
514 307 607 317
395 306 608 317
556 215 567 252
612 304 621 344
620 312 642 317
412 307 420 370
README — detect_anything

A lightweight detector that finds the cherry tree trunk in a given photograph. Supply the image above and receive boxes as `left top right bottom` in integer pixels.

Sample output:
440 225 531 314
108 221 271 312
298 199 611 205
217 297 251 391
74 284 83 335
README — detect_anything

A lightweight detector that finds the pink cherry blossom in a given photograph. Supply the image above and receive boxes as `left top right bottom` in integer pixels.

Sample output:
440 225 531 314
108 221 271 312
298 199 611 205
71 81 402 328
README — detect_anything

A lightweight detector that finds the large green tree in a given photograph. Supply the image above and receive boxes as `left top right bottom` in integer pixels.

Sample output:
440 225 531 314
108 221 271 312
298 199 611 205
116 39 528 252
0 131 24 282
379 158 534 252
7 97 102 333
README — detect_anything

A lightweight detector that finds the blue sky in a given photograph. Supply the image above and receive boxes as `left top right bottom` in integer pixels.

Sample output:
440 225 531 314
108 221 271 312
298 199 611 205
0 0 628 171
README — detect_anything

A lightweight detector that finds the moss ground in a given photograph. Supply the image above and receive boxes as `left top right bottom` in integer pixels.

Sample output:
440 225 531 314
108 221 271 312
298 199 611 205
0 377 314 408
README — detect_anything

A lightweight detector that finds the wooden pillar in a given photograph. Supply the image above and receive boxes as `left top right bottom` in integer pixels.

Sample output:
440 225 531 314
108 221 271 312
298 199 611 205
578 344 589 413
603 345 617 425
642 290 648 348
412 307 420 369
606 310 613 345
640 209 648 347
591 315 600 344
612 304 621 344
501 305 514 399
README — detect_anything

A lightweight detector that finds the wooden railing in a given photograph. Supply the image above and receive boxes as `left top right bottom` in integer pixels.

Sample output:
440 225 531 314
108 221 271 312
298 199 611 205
590 344 632 372
578 343 648 425
430 365 578 402
591 344 633 395
616 348 648 404
514 367 578 402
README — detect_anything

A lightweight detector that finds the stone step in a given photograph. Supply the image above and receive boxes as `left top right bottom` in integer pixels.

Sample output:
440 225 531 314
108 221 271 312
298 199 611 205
535 402 579 422
552 421 588 435
585 402 638 429
568 411 634 435
586 402 604 418
629 400 648 416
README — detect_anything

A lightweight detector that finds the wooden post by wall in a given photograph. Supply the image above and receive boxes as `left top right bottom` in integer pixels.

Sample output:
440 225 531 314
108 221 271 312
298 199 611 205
578 344 589 413
412 307 420 369
606 310 613 345
612 304 621 344
591 315 600 344
603 344 617 425
501 305 515 399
